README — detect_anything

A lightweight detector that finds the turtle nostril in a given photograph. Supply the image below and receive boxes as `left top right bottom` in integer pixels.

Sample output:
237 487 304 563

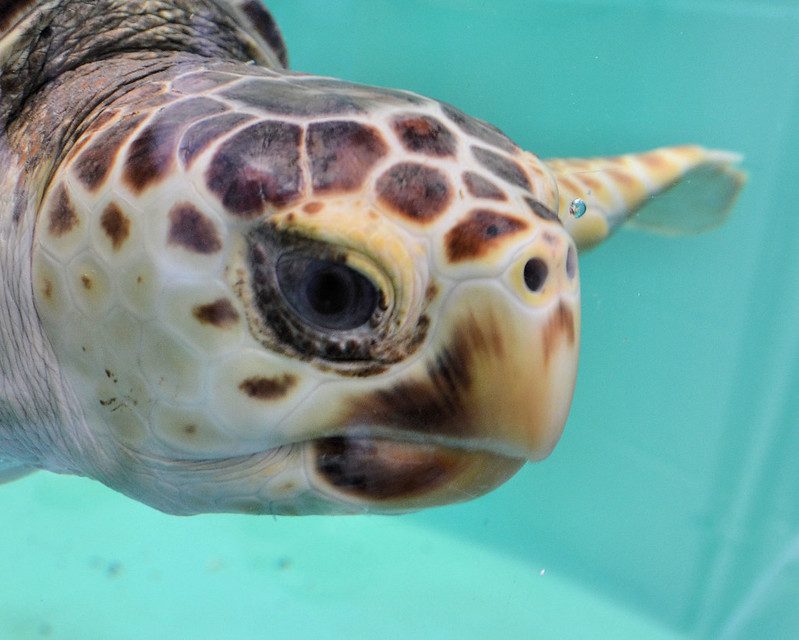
523 257 548 292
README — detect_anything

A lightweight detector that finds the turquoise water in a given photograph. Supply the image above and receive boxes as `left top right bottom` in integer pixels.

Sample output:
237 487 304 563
2 1 798 638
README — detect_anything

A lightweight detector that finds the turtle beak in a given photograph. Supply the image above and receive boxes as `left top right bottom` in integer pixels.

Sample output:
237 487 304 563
304 282 580 512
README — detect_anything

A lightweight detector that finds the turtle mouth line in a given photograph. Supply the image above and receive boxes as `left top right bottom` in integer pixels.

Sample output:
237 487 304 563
308 435 524 504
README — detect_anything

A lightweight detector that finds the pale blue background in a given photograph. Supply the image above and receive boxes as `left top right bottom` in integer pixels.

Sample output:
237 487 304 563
2 1 798 638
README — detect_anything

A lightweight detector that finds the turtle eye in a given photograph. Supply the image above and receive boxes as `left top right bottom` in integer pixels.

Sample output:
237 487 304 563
276 255 379 331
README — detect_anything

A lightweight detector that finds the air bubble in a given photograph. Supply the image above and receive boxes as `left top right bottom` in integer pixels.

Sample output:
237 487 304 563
569 198 587 218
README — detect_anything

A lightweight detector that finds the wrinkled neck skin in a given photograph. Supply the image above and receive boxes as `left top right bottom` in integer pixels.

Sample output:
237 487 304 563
0 0 282 475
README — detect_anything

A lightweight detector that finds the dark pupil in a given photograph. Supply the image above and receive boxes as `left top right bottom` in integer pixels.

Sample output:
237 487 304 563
277 256 379 331
306 270 352 316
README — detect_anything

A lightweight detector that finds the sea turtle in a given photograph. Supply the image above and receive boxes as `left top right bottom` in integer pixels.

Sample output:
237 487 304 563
0 0 744 515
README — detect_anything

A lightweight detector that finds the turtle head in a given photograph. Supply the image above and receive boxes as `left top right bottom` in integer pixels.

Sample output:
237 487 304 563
32 69 580 514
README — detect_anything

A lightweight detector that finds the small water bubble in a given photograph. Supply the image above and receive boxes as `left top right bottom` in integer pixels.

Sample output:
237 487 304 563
569 198 587 218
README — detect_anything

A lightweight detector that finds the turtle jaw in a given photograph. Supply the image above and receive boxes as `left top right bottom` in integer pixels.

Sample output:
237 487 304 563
306 436 524 513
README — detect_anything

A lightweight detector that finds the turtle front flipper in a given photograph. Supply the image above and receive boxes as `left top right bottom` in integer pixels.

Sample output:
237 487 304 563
545 145 746 251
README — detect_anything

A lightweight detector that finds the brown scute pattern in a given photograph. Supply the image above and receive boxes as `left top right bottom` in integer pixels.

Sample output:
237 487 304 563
100 203 131 250
73 113 146 191
206 120 304 217
192 298 240 327
392 114 456 157
376 163 452 222
445 209 528 262
47 184 79 237
239 374 297 400
472 146 530 190
171 71 239 94
179 112 255 169
240 1 289 67
441 103 517 153
524 197 561 223
307 121 388 194
462 172 506 200
167 203 222 254
124 97 228 193
222 79 364 116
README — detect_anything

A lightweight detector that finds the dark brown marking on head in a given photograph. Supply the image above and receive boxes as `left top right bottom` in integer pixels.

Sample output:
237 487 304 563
183 424 197 435
222 79 364 116
239 374 297 400
168 203 223 254
303 201 324 214
445 209 528 262
100 203 131 250
73 113 146 191
314 436 465 500
171 71 239 94
462 171 507 201
341 313 503 439
543 301 576 366
307 121 388 194
472 146 530 190
392 114 456 157
179 112 255 169
440 103 518 153
81 275 92 290
524 197 561 224
240 0 289 67
206 120 304 217
47 184 79 237
43 279 53 299
192 298 240 328
124 97 228 193
376 163 452 222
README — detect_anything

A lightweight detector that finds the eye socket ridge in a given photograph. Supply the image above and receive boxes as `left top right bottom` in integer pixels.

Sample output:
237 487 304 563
276 253 380 331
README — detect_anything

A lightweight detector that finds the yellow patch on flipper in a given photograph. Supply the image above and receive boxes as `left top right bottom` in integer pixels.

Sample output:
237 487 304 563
545 145 746 251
